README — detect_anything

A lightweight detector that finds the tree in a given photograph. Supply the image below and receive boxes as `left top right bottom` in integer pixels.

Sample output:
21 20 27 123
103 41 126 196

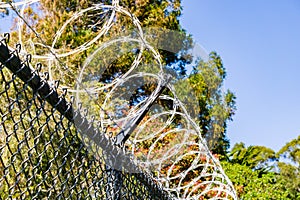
2 0 237 198
277 135 300 166
222 161 289 199
6 0 236 150
276 135 300 199
276 162 300 199
188 52 236 157
229 142 276 170
7 0 236 157
225 136 300 199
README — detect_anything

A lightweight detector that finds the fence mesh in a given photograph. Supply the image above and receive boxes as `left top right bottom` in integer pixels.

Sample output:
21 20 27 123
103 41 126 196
0 34 172 200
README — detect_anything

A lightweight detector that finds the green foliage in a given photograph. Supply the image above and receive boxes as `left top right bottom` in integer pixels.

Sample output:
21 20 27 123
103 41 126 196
188 52 236 156
277 135 300 165
229 142 276 170
222 161 289 199
226 136 300 199
276 135 300 199
276 162 300 199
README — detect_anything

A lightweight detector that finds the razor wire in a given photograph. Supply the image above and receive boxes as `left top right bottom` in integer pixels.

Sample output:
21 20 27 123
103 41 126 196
0 0 238 199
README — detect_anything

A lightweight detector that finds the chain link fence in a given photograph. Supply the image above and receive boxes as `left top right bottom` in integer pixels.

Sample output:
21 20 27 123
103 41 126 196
0 34 173 200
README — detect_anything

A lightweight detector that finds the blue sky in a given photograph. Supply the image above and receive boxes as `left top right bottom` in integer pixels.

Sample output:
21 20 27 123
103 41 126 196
181 0 300 151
